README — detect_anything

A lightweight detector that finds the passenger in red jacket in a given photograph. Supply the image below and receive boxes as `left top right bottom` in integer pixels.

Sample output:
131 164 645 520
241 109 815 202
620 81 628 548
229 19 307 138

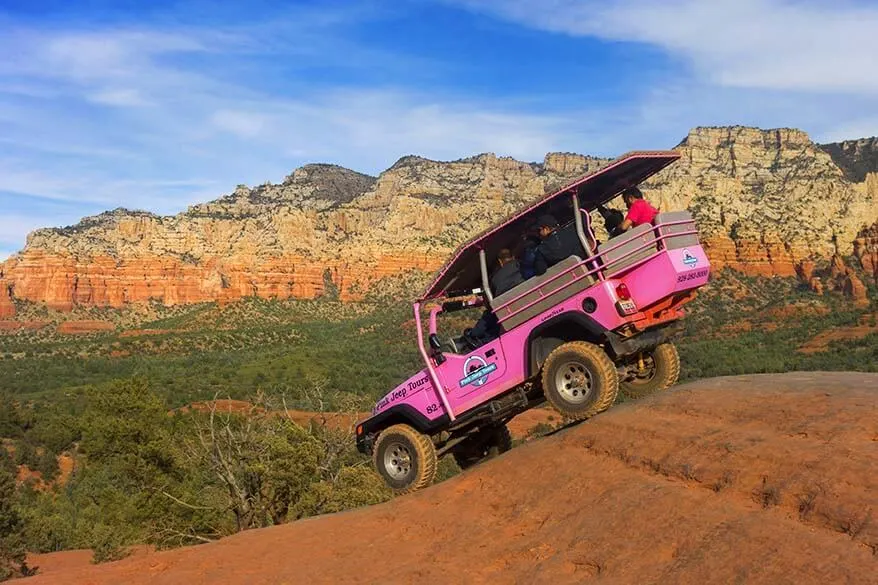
618 186 658 232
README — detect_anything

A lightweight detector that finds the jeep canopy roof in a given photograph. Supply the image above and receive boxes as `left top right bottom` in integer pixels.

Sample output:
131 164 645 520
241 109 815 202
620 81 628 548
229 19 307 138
420 150 680 301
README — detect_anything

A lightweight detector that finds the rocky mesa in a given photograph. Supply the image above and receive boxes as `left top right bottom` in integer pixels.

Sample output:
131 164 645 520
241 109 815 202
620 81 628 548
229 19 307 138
1 126 877 312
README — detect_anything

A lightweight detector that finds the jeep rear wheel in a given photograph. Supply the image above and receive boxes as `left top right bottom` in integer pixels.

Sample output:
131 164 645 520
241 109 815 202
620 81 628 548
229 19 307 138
452 424 512 471
620 342 680 399
541 341 619 420
373 424 437 495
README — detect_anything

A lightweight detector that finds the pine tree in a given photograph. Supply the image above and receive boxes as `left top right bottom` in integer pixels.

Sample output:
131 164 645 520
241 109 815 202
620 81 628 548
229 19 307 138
0 456 31 581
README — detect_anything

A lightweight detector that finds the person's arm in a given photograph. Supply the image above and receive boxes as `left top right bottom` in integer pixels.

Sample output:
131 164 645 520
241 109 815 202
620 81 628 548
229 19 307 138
533 250 548 276
620 201 644 231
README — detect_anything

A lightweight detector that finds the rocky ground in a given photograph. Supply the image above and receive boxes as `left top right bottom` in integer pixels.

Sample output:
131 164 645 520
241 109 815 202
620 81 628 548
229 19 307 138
22 372 877 585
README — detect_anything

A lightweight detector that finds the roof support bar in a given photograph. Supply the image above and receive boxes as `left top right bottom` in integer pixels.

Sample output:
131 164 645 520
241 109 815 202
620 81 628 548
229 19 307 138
479 248 493 303
413 301 455 422
572 191 594 258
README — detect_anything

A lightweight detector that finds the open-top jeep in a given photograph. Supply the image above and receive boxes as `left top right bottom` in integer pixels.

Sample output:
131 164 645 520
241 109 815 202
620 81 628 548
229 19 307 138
355 151 711 493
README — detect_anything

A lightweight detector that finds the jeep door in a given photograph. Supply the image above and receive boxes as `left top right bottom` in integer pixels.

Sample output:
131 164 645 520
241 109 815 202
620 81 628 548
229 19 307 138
435 337 510 414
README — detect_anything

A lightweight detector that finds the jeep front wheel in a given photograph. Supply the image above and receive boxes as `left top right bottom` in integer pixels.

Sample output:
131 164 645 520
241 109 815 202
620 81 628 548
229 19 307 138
541 341 619 420
619 342 680 399
373 424 437 495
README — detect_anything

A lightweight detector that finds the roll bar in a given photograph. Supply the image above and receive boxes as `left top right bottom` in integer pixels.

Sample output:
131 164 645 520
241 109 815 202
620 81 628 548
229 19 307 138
479 248 493 302
571 191 599 272
413 301 455 421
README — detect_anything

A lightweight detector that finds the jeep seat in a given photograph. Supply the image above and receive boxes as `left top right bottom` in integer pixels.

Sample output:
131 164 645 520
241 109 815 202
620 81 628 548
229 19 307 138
490 255 595 331
596 223 658 276
654 211 698 250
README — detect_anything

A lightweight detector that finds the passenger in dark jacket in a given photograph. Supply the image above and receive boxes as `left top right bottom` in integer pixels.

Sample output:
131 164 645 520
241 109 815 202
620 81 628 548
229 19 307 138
533 214 584 276
597 204 625 238
490 248 525 296
467 249 524 346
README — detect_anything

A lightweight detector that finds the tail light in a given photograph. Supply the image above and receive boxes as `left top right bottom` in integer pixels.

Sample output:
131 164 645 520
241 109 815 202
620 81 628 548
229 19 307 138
616 283 631 300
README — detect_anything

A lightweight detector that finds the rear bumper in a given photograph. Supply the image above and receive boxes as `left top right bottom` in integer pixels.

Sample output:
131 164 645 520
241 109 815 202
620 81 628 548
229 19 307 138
605 321 684 358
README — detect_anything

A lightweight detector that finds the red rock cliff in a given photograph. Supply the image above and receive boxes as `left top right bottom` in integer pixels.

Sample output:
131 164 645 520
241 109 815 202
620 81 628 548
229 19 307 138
0 278 14 318
2 127 877 310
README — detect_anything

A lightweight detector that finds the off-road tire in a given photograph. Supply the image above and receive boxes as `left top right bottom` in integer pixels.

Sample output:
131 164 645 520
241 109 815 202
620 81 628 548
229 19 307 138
541 341 619 420
373 424 437 495
619 342 680 399
452 424 513 470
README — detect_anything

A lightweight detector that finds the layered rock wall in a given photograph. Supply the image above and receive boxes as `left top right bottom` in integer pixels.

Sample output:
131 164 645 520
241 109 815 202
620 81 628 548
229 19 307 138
820 137 878 182
644 127 878 276
0 278 14 318
2 127 877 310
853 221 878 288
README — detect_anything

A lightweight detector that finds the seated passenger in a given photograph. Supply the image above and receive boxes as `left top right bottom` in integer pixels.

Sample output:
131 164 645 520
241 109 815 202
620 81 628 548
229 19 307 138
597 204 625 238
618 186 658 232
492 248 525 296
466 249 524 347
533 214 582 276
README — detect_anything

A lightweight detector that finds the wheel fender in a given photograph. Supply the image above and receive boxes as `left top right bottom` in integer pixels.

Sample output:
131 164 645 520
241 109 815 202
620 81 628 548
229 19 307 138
356 404 449 455
525 312 608 378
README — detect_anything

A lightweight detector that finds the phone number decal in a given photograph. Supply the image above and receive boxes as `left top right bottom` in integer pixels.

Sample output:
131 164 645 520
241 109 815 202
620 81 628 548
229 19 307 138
677 269 708 283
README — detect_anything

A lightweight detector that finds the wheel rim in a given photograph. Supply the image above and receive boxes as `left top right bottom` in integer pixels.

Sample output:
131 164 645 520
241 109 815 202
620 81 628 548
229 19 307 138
554 360 594 404
383 441 413 480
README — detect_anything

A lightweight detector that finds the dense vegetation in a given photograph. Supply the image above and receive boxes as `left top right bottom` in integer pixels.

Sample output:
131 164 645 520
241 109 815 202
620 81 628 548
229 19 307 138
0 268 875 579
0 380 391 576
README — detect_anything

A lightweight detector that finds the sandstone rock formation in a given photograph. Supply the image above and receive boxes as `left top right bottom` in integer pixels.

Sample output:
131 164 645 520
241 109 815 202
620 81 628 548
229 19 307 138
645 127 878 276
853 221 878 287
1 127 877 310
820 137 878 182
0 278 14 318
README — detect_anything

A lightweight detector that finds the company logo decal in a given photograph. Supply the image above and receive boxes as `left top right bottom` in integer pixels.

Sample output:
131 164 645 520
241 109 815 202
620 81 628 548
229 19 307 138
682 249 698 266
459 355 497 388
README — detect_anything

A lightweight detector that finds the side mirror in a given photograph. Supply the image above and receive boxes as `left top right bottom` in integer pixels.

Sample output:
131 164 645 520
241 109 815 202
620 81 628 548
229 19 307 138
428 334 446 365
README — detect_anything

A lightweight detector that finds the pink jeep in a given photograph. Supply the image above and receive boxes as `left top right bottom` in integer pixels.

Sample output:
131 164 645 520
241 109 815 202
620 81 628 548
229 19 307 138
355 151 710 493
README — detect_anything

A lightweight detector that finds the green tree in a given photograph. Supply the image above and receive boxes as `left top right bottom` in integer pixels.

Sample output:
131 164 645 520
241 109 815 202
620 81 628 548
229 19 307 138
0 452 32 581
184 398 323 531
0 394 25 439
34 449 59 483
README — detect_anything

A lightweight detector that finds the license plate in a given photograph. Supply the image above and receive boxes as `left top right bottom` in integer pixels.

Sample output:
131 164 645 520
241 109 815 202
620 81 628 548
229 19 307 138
617 299 637 315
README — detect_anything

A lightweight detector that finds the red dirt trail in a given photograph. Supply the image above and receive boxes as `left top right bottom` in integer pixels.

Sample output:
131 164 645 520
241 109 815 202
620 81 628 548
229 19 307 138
24 372 878 585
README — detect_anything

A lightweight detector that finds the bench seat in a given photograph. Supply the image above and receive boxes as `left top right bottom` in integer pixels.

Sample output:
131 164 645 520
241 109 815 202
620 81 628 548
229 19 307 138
654 211 698 250
596 223 658 276
490 255 595 331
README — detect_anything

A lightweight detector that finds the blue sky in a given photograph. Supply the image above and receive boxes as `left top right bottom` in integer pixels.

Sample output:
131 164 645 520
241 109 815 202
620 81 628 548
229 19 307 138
1 0 877 259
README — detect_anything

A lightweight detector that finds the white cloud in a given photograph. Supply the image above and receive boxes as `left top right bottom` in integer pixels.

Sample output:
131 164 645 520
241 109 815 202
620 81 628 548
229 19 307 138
88 88 153 108
211 110 270 139
0 18 576 253
2 2 877 255
455 0 878 95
